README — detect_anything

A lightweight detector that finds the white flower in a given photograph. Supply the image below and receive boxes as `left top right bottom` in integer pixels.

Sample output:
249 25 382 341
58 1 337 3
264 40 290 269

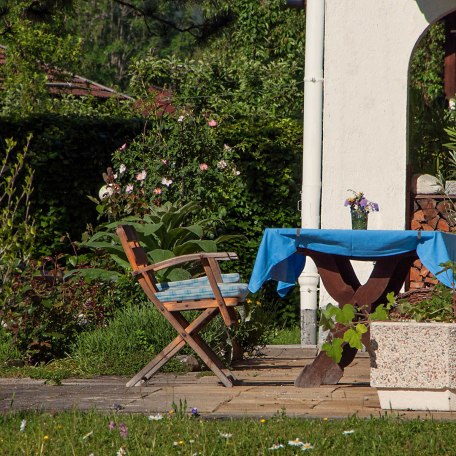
99 185 114 200
218 432 232 439
116 447 127 456
148 413 163 421
223 144 232 151
161 177 173 187
269 443 284 450
288 438 304 446
178 115 185 122
119 164 127 174
20 419 27 432
217 160 228 169
301 442 314 451
136 170 147 181
342 429 355 435
125 184 134 194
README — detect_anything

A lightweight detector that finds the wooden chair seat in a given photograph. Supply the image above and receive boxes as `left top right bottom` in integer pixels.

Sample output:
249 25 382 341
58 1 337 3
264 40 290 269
116 224 247 388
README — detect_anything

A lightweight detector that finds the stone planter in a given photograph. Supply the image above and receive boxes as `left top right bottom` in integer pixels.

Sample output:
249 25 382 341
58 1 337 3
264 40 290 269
370 321 456 411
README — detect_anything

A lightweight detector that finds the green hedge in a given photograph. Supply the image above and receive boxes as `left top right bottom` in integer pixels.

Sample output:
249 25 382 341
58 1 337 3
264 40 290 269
0 114 143 254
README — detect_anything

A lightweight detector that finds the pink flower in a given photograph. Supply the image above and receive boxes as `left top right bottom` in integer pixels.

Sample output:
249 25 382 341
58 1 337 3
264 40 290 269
199 163 208 171
161 177 173 187
119 423 128 439
136 170 147 181
153 187 162 195
125 184 134 194
108 421 116 430
119 143 127 151
208 119 217 127
161 159 168 165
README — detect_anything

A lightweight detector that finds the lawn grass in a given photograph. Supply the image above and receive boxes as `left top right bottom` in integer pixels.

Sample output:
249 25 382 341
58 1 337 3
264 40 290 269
268 326 301 345
1 411 455 455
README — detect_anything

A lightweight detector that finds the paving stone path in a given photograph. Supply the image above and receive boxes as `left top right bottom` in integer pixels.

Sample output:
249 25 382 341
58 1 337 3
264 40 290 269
1 346 455 419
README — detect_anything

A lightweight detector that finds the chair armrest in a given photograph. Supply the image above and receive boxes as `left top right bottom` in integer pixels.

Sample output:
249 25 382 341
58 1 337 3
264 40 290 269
132 252 238 276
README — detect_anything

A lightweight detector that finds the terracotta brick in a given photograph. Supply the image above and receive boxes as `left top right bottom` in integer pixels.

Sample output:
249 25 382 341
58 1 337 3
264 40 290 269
410 220 422 230
427 215 440 229
437 200 453 214
413 210 426 222
424 277 438 284
423 208 439 220
420 265 430 277
409 267 422 282
437 218 450 232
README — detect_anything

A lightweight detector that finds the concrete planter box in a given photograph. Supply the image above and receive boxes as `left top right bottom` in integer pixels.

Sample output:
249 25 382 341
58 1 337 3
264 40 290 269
370 321 456 411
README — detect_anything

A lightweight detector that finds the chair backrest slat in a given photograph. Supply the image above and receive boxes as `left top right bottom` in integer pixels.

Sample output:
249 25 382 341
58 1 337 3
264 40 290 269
117 225 158 289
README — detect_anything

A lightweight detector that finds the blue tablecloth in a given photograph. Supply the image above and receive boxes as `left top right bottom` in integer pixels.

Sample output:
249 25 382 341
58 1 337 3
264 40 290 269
248 229 456 296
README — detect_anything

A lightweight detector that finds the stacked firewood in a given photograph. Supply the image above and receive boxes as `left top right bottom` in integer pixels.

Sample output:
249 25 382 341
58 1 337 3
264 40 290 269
409 196 456 289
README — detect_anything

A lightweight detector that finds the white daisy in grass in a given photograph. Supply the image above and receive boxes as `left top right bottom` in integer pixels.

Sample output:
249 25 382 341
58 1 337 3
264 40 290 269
20 419 27 432
148 413 163 421
342 429 355 435
269 443 285 450
288 438 304 446
218 432 233 439
301 442 314 451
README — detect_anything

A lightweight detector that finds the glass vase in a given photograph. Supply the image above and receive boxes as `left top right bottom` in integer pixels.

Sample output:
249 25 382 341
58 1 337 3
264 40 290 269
351 210 368 230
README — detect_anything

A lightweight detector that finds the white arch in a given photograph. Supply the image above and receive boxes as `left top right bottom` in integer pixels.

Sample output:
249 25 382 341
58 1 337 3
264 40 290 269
315 0 456 317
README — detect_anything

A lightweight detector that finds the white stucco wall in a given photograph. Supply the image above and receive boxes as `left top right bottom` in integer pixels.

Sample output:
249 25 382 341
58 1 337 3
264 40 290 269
319 0 456 299
321 0 456 231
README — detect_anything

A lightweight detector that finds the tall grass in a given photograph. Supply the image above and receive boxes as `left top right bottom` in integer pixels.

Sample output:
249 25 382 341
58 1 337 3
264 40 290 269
1 412 456 455
73 304 177 375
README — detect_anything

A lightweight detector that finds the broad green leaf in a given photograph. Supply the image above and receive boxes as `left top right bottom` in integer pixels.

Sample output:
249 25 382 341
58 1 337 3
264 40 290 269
321 338 343 363
370 304 389 321
148 249 175 264
174 240 217 256
319 311 336 331
111 255 132 270
355 323 368 334
342 328 364 350
337 304 356 325
164 267 192 282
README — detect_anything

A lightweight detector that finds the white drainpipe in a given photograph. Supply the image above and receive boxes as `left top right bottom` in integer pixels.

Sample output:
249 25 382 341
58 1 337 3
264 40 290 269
298 0 325 346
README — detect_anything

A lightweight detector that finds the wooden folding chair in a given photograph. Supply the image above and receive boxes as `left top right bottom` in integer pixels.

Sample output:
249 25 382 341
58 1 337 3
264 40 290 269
117 224 248 387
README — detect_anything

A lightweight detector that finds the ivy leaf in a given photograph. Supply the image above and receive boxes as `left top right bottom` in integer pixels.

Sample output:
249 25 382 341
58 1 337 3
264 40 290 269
370 304 389 321
321 338 344 364
337 304 356 325
319 311 335 331
342 325 366 350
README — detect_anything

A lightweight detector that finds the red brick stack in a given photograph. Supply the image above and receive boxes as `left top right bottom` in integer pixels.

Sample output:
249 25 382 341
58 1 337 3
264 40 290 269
410 195 456 289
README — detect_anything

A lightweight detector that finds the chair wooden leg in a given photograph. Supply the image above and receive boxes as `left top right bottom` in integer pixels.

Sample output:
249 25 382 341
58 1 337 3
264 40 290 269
126 308 218 387
126 337 186 387
173 313 237 387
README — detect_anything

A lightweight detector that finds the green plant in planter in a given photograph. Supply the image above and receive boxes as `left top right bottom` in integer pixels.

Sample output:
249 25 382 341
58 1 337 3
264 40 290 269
320 261 456 363
319 299 391 363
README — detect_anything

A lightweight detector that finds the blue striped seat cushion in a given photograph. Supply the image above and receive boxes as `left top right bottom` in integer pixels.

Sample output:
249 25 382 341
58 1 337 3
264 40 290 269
156 282 249 302
155 273 240 292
